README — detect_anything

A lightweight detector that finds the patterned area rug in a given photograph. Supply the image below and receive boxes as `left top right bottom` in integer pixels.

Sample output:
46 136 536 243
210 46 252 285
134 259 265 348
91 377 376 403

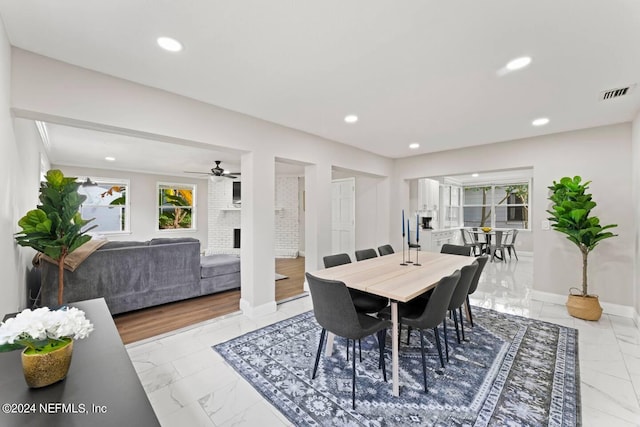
214 307 580 426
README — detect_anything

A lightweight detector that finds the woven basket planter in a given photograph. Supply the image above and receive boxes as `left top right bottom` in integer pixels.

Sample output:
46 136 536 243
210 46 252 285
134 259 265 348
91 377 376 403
566 294 603 321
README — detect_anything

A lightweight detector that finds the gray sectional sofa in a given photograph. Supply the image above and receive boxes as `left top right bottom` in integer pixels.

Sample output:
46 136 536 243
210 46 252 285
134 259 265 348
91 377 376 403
39 238 240 314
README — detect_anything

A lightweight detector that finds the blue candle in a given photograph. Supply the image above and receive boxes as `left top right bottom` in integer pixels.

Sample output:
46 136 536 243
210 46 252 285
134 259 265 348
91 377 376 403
416 214 419 242
407 219 410 244
402 209 405 236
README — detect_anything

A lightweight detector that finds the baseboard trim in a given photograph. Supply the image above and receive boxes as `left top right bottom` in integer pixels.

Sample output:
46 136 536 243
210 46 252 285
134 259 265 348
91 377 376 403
531 290 635 319
239 298 277 319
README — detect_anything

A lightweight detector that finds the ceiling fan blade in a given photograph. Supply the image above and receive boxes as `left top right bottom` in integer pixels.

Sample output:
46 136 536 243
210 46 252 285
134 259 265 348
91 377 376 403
224 174 238 179
183 171 210 175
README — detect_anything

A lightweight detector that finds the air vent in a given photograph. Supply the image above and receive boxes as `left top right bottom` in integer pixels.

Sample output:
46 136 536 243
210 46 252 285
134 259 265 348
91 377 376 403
600 84 636 101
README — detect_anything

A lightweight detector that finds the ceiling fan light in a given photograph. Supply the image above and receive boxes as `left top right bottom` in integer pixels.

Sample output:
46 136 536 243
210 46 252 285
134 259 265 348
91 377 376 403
210 175 226 183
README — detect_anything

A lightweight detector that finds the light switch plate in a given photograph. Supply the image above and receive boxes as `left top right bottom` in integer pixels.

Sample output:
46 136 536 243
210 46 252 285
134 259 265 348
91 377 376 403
541 220 550 230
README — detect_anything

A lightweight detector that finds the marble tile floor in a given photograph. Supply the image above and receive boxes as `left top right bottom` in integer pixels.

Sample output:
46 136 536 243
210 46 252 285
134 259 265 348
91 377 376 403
126 255 640 426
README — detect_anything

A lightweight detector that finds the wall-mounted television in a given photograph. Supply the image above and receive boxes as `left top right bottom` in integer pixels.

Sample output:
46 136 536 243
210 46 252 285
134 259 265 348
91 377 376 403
232 182 241 204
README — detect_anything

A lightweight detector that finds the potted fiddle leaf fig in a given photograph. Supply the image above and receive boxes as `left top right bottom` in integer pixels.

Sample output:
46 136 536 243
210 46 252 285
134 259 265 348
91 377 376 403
15 170 95 306
547 176 618 320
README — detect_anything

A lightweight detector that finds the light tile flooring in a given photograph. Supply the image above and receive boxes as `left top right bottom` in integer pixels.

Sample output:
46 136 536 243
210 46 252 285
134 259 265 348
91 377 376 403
126 256 640 426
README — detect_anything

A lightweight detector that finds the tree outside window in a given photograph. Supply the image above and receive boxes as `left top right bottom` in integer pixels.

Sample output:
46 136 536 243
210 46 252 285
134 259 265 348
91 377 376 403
463 182 529 229
77 178 129 233
157 183 196 230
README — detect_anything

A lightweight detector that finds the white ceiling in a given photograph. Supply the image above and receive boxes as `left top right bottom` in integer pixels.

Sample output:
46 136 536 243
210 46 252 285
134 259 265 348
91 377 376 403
2 1 640 166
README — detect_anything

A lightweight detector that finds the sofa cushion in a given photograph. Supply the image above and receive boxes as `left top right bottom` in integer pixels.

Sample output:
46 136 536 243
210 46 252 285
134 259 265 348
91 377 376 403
200 255 240 278
100 241 148 250
149 237 200 246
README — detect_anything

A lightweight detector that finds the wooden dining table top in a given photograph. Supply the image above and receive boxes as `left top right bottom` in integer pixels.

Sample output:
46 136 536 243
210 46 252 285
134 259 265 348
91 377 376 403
310 251 475 303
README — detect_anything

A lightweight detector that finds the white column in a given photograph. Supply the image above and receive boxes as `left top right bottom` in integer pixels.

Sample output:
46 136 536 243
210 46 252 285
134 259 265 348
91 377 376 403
303 163 332 290
239 150 276 318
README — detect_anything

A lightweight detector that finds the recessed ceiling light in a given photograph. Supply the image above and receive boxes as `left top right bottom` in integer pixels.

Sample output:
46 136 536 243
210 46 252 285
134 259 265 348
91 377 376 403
105 156 116 162
157 37 183 52
506 56 532 71
409 143 420 149
344 115 358 123
532 117 550 126
472 173 479 178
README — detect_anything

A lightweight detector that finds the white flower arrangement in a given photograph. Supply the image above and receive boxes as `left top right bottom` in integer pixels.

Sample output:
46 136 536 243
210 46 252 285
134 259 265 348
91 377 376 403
0 307 94 354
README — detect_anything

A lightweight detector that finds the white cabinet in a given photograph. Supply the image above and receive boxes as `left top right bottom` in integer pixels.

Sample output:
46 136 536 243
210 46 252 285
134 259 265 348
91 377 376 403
440 184 462 228
422 229 460 252
417 179 440 213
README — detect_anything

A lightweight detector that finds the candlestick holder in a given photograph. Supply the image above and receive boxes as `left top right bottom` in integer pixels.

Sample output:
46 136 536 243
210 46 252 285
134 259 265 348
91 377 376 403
400 233 407 266
413 238 421 266
406 241 413 264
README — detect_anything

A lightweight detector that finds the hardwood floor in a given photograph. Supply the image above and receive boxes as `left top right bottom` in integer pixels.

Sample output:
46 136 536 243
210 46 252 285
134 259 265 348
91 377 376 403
113 257 306 344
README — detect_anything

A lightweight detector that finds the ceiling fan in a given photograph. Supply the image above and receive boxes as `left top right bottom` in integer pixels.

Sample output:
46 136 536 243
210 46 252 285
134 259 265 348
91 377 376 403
184 160 240 180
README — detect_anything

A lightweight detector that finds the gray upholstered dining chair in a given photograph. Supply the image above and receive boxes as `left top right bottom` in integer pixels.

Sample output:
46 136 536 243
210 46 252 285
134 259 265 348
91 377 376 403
443 262 479 356
379 270 460 393
377 244 395 256
465 255 488 327
400 244 470 335
440 243 472 257
324 253 389 315
323 253 352 268
503 229 519 260
355 248 378 261
306 273 390 409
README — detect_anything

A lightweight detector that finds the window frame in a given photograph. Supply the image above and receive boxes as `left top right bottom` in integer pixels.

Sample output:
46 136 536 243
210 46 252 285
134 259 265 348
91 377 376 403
156 182 197 232
77 176 131 235
462 179 531 230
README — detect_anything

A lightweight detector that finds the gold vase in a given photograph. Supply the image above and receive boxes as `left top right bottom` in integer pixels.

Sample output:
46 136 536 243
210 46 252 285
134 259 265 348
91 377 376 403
21 340 74 388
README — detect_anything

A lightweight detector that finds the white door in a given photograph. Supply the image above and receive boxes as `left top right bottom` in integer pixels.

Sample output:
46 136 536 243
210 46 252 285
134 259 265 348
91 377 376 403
331 178 355 256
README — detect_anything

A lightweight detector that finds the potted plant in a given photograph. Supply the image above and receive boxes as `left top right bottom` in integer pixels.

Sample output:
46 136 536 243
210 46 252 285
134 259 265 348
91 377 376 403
547 176 618 320
14 170 95 306
0 306 93 388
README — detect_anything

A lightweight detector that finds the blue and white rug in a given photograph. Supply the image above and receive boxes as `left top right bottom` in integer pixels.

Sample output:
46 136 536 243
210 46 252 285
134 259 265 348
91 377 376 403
214 307 580 426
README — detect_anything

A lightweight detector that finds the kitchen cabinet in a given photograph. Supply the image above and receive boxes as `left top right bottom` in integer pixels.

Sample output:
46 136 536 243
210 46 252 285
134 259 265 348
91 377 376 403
421 229 460 252
418 178 440 216
441 184 462 228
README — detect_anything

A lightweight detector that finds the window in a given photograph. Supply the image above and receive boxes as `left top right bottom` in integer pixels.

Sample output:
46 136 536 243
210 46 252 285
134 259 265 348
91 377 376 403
77 178 129 233
157 183 196 231
462 181 529 229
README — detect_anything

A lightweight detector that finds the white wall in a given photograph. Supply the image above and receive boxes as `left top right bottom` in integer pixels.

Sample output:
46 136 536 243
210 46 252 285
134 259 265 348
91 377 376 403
55 165 208 247
632 112 640 320
394 123 634 311
0 37 47 312
10 49 393 315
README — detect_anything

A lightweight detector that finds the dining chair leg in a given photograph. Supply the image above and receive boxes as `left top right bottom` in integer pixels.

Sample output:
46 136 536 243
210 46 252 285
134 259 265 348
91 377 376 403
359 339 362 362
442 320 449 362
406 326 412 345
466 296 474 327
459 307 466 341
433 327 445 369
513 247 519 260
350 338 357 409
377 329 387 382
312 328 327 379
419 330 428 393
346 339 349 361
452 310 461 344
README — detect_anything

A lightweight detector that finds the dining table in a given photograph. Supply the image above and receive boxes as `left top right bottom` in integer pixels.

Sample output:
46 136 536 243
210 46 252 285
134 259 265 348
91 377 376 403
309 251 475 396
